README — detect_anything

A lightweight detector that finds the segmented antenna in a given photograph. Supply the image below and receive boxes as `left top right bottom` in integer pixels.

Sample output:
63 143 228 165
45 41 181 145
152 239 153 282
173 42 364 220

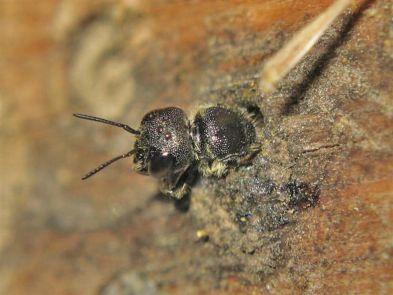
73 113 139 179
73 113 140 135
82 149 135 180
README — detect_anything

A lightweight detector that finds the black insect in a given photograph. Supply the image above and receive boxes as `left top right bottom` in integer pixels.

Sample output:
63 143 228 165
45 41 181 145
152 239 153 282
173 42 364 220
74 105 260 199
73 0 356 200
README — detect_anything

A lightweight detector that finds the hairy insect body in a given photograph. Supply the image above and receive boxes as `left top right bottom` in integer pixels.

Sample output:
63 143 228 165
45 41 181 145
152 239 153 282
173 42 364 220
134 105 258 198
193 106 256 177
75 0 354 199
134 107 194 176
133 107 196 197
75 105 259 199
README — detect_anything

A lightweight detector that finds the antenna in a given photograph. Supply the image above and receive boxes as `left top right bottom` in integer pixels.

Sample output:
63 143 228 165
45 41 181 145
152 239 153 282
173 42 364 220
73 113 140 135
81 149 135 180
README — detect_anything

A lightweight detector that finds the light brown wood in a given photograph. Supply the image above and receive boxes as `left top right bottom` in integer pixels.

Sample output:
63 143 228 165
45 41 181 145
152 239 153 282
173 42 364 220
1 0 392 294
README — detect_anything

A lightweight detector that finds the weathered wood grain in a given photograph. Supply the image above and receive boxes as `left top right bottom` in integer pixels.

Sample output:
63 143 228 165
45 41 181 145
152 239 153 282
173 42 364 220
1 0 391 294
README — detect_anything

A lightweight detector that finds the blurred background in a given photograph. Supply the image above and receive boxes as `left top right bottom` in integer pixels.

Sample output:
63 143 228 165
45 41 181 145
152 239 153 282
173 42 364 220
1 0 392 294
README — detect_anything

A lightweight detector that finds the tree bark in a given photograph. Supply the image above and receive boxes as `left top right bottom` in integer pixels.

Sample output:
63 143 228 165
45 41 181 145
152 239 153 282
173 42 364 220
1 0 392 294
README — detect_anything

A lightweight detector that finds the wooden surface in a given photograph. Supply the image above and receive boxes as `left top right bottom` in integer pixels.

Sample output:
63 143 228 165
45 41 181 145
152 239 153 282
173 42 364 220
1 0 392 294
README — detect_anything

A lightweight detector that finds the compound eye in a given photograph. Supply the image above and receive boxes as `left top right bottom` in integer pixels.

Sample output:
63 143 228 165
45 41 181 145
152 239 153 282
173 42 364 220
148 150 175 177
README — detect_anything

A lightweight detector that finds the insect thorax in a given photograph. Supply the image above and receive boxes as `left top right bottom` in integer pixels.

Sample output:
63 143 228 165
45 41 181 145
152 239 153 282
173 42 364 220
192 105 256 163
